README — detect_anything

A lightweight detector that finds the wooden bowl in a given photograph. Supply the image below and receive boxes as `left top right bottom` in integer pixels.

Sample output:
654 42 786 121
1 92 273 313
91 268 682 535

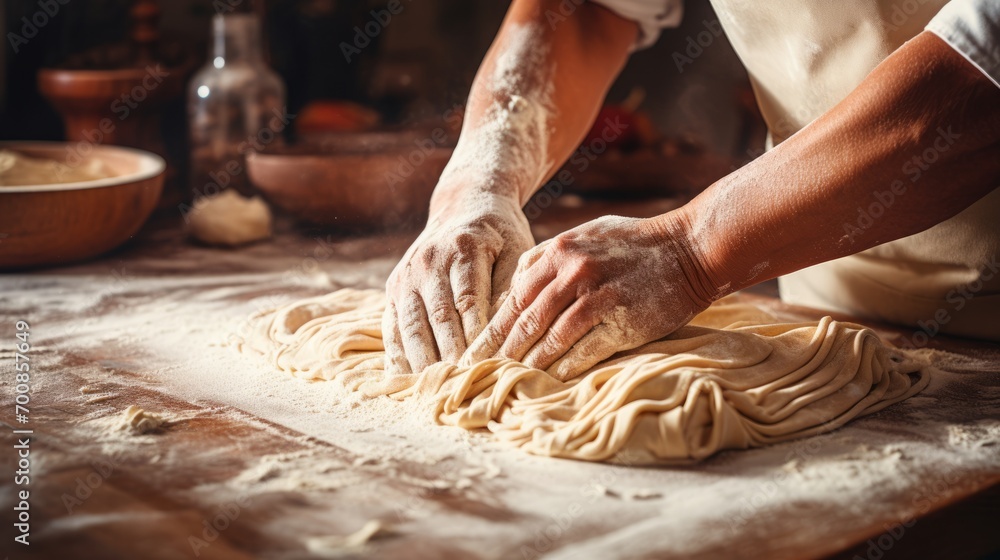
0 142 164 270
247 131 452 230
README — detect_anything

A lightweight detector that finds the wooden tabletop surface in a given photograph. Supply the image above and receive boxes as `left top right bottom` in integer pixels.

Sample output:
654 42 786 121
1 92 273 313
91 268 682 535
1 198 998 560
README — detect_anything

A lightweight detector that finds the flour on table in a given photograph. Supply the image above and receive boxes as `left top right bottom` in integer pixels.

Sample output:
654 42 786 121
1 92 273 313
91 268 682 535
305 519 390 558
238 288 932 464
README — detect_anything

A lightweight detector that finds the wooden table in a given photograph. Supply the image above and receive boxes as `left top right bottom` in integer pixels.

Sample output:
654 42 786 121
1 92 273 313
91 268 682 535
1 199 998 560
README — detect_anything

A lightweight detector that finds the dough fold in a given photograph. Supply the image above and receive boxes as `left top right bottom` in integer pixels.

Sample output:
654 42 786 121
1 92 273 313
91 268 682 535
238 289 929 463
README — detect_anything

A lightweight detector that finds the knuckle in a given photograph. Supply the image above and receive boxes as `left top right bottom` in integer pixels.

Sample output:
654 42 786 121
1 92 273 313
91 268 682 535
565 258 598 286
454 293 481 315
480 330 505 353
540 328 571 353
514 252 532 272
428 304 455 327
550 235 573 254
386 353 411 375
384 338 403 357
515 246 543 270
506 291 529 313
398 312 425 335
416 246 438 268
452 230 479 252
563 307 597 334
517 309 544 336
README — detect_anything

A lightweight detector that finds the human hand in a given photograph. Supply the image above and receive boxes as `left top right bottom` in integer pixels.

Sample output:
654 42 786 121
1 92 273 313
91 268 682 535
383 193 534 374
464 214 714 380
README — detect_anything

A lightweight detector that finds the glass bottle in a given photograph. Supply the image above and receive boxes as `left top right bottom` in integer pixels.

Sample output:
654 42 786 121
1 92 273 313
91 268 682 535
188 13 285 198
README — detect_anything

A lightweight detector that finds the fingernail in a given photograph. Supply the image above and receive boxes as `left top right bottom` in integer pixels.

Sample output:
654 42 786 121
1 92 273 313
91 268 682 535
552 361 575 382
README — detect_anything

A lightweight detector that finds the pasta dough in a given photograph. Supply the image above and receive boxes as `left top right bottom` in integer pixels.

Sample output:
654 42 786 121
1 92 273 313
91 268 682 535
185 190 273 247
238 289 929 464
0 149 113 186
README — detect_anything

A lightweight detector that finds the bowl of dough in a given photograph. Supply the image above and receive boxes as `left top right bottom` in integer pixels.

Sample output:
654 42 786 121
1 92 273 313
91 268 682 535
0 142 164 269
246 129 454 230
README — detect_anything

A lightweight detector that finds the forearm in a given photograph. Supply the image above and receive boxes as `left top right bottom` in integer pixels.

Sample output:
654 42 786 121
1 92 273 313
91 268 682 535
429 0 636 217
664 31 1000 303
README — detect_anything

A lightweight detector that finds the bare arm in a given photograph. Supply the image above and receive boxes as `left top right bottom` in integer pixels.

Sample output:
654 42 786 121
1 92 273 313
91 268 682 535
469 31 1000 379
672 31 1000 305
383 0 637 374
430 0 637 212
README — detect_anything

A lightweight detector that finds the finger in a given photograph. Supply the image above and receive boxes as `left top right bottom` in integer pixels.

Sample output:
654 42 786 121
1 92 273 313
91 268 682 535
397 291 440 373
546 324 628 381
465 258 557 363
423 282 467 364
382 303 412 375
491 241 544 305
497 278 577 363
451 249 493 346
515 239 550 275
521 298 601 371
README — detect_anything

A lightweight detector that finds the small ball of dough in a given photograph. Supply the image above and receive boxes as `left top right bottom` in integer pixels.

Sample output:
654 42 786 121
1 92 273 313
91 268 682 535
186 189 273 247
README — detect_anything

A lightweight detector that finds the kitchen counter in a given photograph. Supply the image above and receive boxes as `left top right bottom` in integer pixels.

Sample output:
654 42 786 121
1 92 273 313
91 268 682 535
1 198 998 559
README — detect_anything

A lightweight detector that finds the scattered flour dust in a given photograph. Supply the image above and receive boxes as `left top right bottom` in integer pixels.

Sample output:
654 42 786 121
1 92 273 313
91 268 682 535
12 208 998 557
439 20 556 203
80 405 169 438
306 520 391 558
230 449 365 493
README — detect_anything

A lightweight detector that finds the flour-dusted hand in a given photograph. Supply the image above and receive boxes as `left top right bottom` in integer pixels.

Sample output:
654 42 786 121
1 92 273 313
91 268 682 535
383 193 534 374
381 0 643 374
465 214 718 380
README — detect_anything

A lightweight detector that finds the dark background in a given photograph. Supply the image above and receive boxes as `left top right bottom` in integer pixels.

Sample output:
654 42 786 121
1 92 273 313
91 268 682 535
0 0 754 157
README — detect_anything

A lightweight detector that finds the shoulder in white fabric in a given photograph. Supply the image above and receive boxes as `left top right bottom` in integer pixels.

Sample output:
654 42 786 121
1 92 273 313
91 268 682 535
926 0 1000 88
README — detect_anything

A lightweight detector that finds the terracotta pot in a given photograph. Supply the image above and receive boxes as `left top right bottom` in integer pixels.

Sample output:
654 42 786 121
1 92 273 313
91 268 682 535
38 66 183 147
247 131 453 230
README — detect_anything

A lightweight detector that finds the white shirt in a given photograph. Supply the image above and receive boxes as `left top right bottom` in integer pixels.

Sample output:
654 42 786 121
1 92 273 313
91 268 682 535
592 0 1000 92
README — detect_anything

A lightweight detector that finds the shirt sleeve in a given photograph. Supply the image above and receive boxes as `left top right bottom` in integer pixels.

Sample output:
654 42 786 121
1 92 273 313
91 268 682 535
925 0 1000 89
588 0 684 50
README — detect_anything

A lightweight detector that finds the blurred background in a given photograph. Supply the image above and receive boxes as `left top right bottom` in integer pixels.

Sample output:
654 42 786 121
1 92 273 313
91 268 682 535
0 0 768 260
0 0 761 157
